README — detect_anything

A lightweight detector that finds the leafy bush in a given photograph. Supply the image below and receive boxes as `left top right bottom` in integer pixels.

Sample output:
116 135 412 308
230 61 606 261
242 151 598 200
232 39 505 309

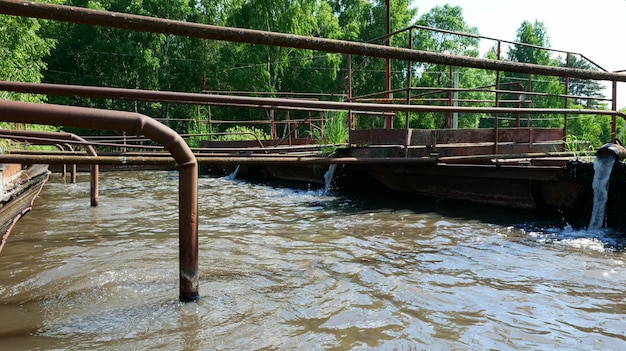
311 111 349 145
217 126 270 141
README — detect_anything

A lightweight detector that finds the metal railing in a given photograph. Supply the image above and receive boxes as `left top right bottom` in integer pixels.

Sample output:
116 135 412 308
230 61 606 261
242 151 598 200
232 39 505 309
0 100 199 302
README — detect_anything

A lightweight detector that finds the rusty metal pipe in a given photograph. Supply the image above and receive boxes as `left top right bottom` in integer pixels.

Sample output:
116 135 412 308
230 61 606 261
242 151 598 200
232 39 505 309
52 143 67 177
0 154 435 165
60 143 76 182
596 143 626 161
0 100 199 302
0 130 100 205
0 1 624 82
0 81 624 121
0 153 579 166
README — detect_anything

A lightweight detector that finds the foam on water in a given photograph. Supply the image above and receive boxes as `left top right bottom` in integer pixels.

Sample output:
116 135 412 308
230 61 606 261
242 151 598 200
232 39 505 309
521 223 625 253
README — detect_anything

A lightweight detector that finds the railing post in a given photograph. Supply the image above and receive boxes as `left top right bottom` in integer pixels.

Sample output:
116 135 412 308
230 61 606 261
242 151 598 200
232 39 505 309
348 54 354 130
612 80 618 142
446 66 453 129
563 53 570 141
404 28 413 155
384 0 392 129
494 41 501 154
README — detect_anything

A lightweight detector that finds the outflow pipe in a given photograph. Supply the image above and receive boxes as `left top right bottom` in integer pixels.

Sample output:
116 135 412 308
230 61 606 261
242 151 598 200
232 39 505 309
0 0 625 82
596 142 626 161
0 129 100 206
0 100 199 302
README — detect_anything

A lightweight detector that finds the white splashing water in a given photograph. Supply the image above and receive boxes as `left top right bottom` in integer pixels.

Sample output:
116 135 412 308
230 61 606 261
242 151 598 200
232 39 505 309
588 154 616 230
323 164 337 194
224 165 241 180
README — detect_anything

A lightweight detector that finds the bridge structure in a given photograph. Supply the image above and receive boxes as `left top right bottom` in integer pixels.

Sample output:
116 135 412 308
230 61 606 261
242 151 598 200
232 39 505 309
1 0 626 301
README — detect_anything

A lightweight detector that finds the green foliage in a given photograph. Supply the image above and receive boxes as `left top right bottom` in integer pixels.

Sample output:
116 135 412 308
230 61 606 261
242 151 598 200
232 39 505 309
496 20 566 128
560 55 605 109
507 20 554 65
0 3 62 137
399 4 490 129
216 125 270 141
213 0 344 95
311 111 349 145
186 106 212 148
563 134 594 160
566 113 612 148
348 0 416 102
0 9 58 102
44 0 217 135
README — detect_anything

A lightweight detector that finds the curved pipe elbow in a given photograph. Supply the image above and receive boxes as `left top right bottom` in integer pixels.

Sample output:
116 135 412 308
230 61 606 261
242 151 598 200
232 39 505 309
596 143 626 161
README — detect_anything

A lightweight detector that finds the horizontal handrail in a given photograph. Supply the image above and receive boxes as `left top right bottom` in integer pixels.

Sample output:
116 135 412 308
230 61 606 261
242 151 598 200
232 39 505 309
0 81 622 119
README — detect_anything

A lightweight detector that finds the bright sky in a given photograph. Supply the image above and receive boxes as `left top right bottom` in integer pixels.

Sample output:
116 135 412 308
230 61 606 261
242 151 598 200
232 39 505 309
411 0 626 108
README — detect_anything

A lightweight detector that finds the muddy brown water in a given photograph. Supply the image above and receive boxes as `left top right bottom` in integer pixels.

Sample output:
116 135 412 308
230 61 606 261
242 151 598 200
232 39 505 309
1 171 625 350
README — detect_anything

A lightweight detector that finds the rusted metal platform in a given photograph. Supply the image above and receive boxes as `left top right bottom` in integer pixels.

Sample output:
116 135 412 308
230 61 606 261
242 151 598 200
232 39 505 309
195 127 618 230
0 164 50 253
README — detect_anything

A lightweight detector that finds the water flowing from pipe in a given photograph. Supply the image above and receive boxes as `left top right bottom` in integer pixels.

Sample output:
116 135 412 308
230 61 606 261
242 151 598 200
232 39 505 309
323 164 337 194
588 153 616 230
224 165 240 180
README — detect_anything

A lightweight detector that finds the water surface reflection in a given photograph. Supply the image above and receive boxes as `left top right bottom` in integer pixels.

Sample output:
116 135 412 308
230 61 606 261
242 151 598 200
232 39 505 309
1 171 624 350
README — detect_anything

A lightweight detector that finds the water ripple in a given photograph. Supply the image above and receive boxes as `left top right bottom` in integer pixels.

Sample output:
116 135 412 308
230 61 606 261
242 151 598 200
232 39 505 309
1 171 624 350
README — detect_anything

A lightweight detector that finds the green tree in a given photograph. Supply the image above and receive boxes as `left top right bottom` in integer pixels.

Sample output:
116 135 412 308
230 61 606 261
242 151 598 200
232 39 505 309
409 4 488 129
44 0 216 136
507 20 552 65
215 0 342 93
210 0 345 136
345 0 415 129
560 55 606 109
501 20 564 128
327 0 372 41
0 12 57 102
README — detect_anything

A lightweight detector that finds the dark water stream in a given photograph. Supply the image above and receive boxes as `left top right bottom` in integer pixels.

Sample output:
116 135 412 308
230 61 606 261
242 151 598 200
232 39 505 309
1 171 625 350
